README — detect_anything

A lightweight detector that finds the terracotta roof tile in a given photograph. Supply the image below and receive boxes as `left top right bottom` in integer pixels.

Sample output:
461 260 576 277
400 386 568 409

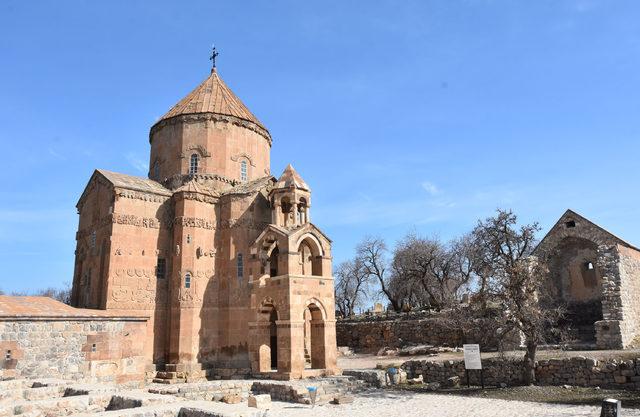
157 69 267 132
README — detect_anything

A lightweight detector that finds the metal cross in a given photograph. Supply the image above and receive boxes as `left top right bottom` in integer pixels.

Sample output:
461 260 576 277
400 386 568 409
210 45 219 69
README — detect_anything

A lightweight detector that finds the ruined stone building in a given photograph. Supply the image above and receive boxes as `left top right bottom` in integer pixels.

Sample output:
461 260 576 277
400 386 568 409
535 209 640 349
66 64 338 381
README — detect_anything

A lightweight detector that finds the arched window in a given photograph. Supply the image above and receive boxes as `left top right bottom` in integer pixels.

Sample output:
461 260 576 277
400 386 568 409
240 160 248 182
185 272 191 288
237 253 244 281
189 154 199 175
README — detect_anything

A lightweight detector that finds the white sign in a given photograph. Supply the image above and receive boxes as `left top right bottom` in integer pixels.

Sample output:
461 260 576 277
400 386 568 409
463 344 482 370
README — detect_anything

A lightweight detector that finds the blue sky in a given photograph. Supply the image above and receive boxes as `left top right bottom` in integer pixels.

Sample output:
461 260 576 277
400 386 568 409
1 0 639 293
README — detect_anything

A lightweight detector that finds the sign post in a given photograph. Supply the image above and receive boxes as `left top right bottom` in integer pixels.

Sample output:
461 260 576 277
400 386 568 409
463 344 483 389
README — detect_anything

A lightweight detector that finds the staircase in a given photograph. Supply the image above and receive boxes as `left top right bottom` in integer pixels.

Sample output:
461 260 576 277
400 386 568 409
153 364 205 384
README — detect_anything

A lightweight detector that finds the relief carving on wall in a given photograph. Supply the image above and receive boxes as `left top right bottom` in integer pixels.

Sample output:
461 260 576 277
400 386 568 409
173 216 216 230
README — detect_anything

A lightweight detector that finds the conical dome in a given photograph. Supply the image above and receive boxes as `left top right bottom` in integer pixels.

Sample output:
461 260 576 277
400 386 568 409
274 164 310 191
153 69 269 138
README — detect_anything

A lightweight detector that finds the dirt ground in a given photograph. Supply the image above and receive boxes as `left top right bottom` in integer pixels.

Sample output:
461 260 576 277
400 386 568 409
389 384 640 409
338 349 640 370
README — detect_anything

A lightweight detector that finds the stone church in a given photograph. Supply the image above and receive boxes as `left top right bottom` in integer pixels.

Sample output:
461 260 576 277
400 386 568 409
71 63 338 380
535 209 640 350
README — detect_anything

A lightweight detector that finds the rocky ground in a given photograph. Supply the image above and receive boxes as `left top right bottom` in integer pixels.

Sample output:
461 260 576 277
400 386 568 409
268 390 640 417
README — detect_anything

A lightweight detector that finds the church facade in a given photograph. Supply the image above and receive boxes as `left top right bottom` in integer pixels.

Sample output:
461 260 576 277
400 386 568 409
71 65 338 380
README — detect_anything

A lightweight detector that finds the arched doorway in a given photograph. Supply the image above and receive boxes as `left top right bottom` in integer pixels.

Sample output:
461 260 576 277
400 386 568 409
269 309 278 370
256 301 279 373
303 302 326 369
547 237 603 343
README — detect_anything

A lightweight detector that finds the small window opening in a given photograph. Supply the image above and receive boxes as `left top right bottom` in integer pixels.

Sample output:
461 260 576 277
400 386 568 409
586 262 595 270
240 160 248 182
91 344 97 353
5 350 11 360
565 220 576 228
237 254 244 281
189 153 199 175
185 273 191 289
156 258 166 279
186 234 191 244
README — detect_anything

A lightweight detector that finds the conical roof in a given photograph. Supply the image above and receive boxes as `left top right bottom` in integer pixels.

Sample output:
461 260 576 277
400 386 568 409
274 164 309 191
154 69 268 134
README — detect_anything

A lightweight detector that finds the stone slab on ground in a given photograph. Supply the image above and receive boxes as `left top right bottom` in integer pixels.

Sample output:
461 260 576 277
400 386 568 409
247 394 271 409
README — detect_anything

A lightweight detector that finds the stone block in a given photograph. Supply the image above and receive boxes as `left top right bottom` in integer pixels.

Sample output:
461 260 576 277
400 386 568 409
333 395 354 404
222 394 242 404
248 394 271 409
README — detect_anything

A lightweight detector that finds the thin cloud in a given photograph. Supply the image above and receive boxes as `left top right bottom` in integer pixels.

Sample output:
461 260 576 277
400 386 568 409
421 181 440 196
125 152 149 174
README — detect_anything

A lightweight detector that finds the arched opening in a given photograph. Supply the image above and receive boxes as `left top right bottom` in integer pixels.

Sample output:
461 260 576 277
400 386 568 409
303 302 326 369
256 302 279 372
240 160 248 182
189 154 199 175
298 197 308 224
269 309 278 370
297 236 323 276
268 246 280 277
281 197 293 227
547 237 603 344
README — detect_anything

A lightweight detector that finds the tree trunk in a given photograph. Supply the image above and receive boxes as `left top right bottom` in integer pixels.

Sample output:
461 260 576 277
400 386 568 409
523 340 537 385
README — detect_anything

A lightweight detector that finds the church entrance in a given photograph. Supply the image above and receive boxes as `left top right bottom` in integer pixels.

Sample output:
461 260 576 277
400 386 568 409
269 309 278 370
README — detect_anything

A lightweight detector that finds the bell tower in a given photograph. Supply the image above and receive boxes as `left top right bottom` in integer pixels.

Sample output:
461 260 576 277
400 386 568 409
269 165 311 228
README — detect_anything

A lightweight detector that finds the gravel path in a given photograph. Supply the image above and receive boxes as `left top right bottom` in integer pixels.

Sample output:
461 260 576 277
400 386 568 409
267 390 640 417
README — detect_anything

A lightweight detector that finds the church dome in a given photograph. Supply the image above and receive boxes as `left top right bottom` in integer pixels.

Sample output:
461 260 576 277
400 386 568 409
151 69 270 141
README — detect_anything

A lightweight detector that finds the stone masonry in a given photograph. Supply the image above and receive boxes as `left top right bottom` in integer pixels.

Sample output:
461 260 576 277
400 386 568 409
534 209 640 349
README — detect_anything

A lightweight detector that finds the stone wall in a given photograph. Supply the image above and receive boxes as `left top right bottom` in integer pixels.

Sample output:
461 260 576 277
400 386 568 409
618 245 640 347
0 317 150 385
337 313 521 353
402 356 640 389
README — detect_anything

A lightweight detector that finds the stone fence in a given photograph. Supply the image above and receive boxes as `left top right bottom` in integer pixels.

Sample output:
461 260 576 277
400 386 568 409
337 313 521 353
402 356 640 389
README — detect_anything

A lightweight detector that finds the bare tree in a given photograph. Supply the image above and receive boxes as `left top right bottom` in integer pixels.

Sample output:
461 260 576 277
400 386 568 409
471 209 562 384
356 237 404 312
390 233 474 310
334 259 370 317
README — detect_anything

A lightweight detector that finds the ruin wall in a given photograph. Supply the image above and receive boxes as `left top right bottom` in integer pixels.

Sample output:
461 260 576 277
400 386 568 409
0 316 150 385
336 313 521 353
402 356 640 389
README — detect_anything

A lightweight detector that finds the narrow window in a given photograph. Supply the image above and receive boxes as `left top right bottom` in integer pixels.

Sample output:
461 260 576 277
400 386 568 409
91 344 97 353
186 234 191 244
185 273 191 288
189 153 199 175
586 262 594 270
237 254 244 281
565 220 576 228
89 231 96 249
5 350 11 360
156 258 166 279
240 160 248 182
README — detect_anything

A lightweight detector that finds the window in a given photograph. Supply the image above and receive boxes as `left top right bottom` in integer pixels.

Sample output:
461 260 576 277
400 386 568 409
186 234 191 244
237 254 244 281
185 273 191 288
565 220 576 228
240 160 248 182
89 231 96 248
586 262 595 270
5 350 11 360
91 344 97 353
156 258 166 279
189 153 199 175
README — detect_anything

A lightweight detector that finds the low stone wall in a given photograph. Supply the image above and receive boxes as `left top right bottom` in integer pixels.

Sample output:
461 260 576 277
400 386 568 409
402 356 640 389
0 317 150 385
337 313 521 353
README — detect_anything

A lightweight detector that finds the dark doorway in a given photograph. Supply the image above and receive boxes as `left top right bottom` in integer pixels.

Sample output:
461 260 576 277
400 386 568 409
269 309 278 370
